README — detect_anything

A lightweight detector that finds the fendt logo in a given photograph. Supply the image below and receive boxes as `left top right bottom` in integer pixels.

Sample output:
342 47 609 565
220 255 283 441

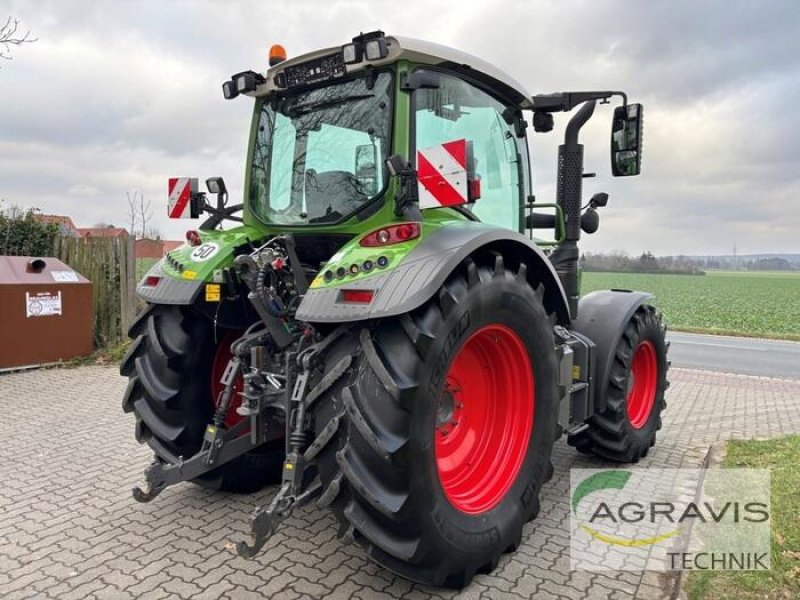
569 468 771 571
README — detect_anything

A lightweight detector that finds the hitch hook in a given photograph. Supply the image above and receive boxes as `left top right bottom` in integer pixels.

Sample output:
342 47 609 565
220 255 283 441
236 479 322 559
131 458 169 503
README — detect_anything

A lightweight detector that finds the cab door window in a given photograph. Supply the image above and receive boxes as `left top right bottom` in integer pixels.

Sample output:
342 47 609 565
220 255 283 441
414 74 523 230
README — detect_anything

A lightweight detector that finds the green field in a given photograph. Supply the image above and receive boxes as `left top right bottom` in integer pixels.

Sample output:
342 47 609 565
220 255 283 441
582 271 800 340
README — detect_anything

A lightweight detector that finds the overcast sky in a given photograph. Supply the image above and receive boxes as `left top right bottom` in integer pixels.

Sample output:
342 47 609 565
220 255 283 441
1 0 798 255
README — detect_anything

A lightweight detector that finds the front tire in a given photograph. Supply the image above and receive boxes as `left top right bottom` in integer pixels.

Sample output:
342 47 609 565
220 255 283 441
120 304 283 493
568 305 669 462
311 255 559 588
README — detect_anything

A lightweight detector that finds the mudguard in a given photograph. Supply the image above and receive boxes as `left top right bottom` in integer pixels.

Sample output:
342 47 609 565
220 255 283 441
571 289 654 414
136 225 263 305
296 221 571 325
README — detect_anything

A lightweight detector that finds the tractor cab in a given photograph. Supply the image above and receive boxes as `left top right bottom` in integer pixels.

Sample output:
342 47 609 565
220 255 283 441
219 31 539 237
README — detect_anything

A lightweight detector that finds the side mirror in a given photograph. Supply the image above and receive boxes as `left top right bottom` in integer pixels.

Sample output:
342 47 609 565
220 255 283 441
611 103 643 177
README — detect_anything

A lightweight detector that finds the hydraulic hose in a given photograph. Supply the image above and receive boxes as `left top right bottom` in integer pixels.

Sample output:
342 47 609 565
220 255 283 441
255 264 284 318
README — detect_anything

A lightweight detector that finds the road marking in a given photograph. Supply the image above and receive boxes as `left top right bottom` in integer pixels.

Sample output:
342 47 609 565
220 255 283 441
670 339 770 352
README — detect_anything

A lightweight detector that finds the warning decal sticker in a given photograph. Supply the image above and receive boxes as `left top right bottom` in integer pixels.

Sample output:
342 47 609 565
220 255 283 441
26 291 63 318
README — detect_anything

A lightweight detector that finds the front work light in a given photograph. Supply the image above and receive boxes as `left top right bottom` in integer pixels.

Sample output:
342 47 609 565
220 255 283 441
223 70 266 100
342 42 362 64
206 177 227 195
236 71 257 93
222 80 238 100
364 38 388 60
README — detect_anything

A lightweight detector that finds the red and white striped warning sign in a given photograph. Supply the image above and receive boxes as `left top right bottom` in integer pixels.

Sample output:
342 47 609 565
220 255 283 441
417 139 472 209
167 177 198 219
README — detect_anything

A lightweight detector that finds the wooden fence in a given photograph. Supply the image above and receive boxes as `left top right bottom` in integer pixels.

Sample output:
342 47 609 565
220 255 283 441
54 235 136 348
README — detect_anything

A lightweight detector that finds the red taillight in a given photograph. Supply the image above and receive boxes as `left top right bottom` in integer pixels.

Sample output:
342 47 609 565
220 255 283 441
360 223 421 247
340 289 374 304
144 276 161 287
186 230 202 246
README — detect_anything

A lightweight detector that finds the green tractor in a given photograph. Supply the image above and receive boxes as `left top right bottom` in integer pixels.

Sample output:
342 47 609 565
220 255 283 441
122 31 668 587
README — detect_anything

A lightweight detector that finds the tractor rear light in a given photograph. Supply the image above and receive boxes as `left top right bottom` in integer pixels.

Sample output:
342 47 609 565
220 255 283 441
186 230 202 246
339 289 374 304
144 276 161 288
360 223 421 247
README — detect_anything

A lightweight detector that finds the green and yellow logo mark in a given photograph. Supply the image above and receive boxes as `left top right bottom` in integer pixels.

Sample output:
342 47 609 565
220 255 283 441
572 470 681 547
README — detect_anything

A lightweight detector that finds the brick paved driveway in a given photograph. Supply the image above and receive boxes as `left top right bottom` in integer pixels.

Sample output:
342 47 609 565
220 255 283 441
1 366 799 600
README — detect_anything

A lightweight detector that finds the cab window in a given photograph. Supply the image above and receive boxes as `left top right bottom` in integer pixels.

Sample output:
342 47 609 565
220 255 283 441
414 73 523 230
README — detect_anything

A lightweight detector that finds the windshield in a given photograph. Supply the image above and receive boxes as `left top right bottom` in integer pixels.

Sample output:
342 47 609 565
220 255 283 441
249 71 393 225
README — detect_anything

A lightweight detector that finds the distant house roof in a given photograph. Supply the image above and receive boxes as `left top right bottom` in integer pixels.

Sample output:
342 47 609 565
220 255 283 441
33 214 79 236
77 227 129 238
134 238 184 259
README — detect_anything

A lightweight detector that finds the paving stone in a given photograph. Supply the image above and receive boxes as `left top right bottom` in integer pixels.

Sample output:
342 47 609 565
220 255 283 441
2 365 799 599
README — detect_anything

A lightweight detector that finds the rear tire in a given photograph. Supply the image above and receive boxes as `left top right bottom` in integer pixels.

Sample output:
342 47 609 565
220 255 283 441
568 305 668 462
120 304 283 493
310 255 559 588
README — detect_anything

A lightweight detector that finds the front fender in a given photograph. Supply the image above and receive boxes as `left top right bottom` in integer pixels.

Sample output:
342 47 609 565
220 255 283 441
296 221 571 324
572 289 654 414
136 225 263 305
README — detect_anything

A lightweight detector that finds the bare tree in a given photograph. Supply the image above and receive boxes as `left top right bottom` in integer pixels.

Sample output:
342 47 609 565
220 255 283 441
138 195 152 239
0 17 37 66
126 191 139 237
125 190 152 238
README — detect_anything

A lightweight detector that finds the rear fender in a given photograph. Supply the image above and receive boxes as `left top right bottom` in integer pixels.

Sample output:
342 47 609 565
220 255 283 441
137 225 263 305
296 221 571 325
571 290 654 414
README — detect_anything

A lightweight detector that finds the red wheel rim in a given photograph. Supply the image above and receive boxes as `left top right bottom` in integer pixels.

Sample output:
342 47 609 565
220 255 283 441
626 340 658 429
210 330 245 430
434 324 534 515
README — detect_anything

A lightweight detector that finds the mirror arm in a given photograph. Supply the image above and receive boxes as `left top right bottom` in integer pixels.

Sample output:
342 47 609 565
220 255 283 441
531 90 627 113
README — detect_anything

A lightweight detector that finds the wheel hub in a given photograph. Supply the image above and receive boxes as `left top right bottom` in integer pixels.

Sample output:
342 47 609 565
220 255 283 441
436 379 463 436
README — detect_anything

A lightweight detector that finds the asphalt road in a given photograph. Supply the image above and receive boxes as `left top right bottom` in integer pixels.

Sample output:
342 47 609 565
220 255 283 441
668 331 800 379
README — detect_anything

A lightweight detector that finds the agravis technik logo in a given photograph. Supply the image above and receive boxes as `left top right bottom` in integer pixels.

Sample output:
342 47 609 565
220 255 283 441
569 468 771 571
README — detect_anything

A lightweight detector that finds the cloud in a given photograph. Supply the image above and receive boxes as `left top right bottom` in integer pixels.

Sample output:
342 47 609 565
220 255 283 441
1 0 798 254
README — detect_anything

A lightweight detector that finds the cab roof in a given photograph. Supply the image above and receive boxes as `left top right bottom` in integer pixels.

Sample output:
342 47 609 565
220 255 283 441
256 33 533 108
